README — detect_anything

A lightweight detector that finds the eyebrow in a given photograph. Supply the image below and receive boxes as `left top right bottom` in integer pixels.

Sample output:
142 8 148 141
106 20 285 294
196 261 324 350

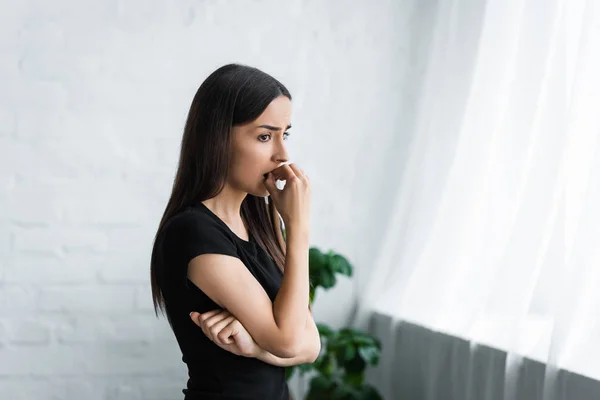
258 124 292 131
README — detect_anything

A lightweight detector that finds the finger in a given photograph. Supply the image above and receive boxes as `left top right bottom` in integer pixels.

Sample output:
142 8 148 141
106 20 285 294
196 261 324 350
217 316 237 344
196 309 221 323
189 312 202 327
202 308 229 321
287 164 307 180
272 164 297 181
211 315 236 345
189 312 210 334
263 173 279 196
288 165 310 190
218 322 247 357
195 310 221 333
220 342 242 356
203 310 232 331
190 312 212 338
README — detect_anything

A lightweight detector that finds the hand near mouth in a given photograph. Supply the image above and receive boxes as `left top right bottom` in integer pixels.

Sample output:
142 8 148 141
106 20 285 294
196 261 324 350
262 163 311 227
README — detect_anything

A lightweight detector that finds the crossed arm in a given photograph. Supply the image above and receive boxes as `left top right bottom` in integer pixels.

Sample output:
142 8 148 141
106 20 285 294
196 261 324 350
186 210 319 367
190 306 321 367
256 309 321 366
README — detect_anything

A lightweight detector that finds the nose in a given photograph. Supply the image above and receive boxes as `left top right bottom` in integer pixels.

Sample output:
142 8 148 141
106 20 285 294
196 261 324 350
273 140 290 165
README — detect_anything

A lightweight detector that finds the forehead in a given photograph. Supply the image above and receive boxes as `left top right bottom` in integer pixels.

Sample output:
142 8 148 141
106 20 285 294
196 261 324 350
252 96 292 126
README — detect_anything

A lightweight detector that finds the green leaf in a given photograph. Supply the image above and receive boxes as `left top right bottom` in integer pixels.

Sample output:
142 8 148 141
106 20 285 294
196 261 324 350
344 371 364 387
315 353 336 377
331 337 351 350
285 365 295 380
358 345 380 366
331 254 353 276
317 323 334 338
306 375 336 400
297 362 315 376
334 343 350 368
338 327 359 337
353 336 377 347
319 268 337 289
310 375 332 390
289 246 384 399
309 248 325 271
331 383 357 400
358 384 383 400
345 353 367 374
344 344 356 362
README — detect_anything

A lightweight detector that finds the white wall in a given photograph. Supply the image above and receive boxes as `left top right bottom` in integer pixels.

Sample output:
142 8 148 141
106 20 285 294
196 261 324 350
0 0 429 398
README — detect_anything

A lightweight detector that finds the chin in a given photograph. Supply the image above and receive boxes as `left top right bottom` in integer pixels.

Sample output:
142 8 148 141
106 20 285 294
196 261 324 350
247 186 270 198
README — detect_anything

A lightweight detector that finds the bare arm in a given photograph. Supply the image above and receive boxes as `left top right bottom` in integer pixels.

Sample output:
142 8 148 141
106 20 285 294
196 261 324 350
189 164 312 358
256 349 311 368
191 305 321 365
271 224 311 352
255 308 321 367
187 223 311 358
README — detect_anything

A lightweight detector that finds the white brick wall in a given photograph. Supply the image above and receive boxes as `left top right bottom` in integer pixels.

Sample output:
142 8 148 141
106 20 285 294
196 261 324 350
0 0 421 398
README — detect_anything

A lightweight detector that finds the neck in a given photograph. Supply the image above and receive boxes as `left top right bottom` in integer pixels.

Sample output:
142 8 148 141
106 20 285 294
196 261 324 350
200 185 248 226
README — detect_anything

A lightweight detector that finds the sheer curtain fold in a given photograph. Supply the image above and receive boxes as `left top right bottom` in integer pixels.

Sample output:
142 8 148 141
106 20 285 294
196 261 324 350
352 0 600 398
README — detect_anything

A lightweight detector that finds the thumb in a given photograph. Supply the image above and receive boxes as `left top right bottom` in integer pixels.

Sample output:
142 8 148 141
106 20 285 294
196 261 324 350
221 324 235 344
262 173 278 196
189 311 201 327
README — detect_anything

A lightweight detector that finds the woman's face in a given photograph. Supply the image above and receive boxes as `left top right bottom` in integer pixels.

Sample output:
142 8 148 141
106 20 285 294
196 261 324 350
229 95 292 197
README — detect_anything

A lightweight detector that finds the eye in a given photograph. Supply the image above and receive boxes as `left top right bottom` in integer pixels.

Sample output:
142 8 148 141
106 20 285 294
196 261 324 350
258 132 291 142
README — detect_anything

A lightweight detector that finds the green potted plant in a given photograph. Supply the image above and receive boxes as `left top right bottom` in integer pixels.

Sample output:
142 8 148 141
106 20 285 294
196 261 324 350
286 247 384 400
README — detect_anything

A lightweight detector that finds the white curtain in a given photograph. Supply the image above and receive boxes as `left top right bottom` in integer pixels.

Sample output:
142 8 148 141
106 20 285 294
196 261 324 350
352 0 600 398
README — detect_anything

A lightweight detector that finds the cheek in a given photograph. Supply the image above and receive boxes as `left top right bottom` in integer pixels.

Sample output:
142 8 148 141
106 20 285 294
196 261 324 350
235 145 268 168
234 152 261 172
228 151 263 183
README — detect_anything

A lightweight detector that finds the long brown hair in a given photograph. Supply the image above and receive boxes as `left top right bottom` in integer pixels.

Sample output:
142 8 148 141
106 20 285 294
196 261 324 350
150 63 291 321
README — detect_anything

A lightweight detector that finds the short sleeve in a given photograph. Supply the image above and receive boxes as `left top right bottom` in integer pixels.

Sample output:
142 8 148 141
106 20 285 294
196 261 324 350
160 210 239 267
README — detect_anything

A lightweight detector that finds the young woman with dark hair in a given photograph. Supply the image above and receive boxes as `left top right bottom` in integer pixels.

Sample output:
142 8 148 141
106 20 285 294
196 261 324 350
150 63 319 399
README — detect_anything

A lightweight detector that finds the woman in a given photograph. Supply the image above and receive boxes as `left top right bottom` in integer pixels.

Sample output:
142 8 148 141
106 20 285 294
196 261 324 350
150 63 320 400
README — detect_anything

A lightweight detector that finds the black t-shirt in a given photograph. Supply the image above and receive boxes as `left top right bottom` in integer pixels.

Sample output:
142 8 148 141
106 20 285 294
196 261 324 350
154 202 289 400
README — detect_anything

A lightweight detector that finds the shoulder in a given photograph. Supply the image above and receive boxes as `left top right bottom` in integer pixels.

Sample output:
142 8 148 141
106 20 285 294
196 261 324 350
163 207 207 232
162 206 222 236
159 206 239 263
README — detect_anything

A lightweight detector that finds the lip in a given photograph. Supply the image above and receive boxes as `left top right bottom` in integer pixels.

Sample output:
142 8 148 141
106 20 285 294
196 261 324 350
263 162 291 179
263 169 277 179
